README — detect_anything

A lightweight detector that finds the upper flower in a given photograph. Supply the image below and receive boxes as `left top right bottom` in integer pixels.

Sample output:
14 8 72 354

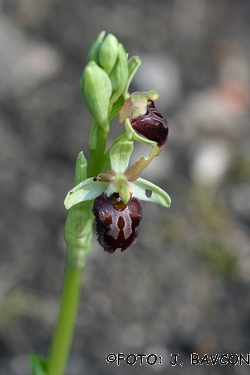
119 91 169 148
131 99 169 147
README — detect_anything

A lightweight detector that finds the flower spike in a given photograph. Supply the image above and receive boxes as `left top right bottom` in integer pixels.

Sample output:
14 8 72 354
65 32 171 253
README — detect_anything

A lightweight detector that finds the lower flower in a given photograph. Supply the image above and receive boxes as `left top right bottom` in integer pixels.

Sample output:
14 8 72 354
92 192 142 253
64 140 171 253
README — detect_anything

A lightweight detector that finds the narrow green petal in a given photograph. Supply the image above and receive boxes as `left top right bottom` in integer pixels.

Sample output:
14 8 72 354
125 146 161 182
131 178 171 208
64 178 109 209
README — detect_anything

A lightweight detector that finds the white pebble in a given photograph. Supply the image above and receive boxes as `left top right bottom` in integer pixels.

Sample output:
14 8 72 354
190 140 231 185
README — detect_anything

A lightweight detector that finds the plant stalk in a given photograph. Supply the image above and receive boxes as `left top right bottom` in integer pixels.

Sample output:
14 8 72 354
47 262 84 375
46 117 109 375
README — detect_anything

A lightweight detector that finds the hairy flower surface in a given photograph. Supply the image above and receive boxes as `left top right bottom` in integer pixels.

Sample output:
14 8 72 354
131 100 168 147
92 192 142 253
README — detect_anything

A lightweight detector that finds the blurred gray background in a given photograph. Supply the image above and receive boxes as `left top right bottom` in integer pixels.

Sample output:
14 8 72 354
1 0 250 374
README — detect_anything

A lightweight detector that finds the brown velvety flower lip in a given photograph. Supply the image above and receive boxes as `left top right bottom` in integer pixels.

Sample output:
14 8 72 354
92 192 142 253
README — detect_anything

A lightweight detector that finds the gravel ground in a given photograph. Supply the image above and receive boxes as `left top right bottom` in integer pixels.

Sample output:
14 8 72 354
1 1 250 374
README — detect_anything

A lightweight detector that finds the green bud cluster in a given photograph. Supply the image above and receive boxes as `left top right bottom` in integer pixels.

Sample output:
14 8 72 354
80 31 131 126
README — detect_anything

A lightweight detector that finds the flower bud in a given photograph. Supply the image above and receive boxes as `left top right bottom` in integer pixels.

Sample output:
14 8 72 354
98 33 119 75
109 43 128 103
131 100 169 147
87 31 105 64
80 61 112 125
92 193 142 253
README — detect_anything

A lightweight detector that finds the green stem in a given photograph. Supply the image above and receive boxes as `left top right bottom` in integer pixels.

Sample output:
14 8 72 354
46 116 110 375
47 263 84 375
87 119 110 177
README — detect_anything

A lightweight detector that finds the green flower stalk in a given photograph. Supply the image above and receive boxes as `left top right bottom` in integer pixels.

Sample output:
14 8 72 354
30 31 171 375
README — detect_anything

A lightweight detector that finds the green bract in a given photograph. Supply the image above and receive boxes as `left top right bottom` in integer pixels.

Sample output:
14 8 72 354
125 56 141 96
64 152 92 268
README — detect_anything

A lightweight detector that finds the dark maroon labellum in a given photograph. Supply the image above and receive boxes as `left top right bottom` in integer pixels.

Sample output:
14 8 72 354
92 193 142 253
131 100 168 147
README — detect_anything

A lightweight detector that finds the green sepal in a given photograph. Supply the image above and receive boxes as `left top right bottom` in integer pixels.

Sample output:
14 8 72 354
109 139 134 175
125 118 157 147
29 352 48 375
131 177 171 208
80 61 112 126
64 178 109 209
101 132 133 172
98 33 119 75
87 30 105 64
109 43 128 104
